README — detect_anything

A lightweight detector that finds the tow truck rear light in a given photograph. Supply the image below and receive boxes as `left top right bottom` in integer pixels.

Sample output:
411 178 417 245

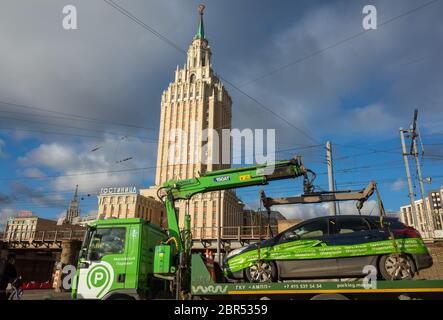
393 227 421 238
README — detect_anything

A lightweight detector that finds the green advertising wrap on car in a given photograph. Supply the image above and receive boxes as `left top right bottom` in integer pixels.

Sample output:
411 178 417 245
224 238 428 274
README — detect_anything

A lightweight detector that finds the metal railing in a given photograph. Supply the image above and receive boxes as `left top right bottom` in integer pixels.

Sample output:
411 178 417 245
3 230 86 243
190 226 278 240
3 225 278 243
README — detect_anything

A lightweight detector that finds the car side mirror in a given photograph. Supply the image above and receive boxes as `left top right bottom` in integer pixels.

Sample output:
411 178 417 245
284 233 300 241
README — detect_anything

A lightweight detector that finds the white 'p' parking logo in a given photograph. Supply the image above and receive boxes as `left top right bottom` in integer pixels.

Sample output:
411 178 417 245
86 262 114 298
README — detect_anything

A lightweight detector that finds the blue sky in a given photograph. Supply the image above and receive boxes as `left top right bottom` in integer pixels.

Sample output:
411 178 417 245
0 0 442 226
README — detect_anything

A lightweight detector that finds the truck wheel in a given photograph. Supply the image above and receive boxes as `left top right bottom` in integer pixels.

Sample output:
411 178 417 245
245 261 276 283
107 294 135 300
379 254 414 280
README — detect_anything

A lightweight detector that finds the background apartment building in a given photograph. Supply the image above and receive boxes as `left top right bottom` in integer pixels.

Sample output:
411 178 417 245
3 211 84 242
400 186 443 236
97 187 166 227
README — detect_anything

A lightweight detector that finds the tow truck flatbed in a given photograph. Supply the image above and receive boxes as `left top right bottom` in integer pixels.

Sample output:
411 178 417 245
191 255 443 299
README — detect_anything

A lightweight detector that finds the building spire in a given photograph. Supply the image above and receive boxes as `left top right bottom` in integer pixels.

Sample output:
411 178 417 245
73 184 78 201
195 4 205 39
63 184 80 225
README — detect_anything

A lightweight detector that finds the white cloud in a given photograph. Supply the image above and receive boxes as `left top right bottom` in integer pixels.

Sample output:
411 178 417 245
391 178 406 192
340 104 398 135
21 167 46 178
0 207 15 229
18 143 77 170
0 138 6 157
276 200 379 220
17 135 157 194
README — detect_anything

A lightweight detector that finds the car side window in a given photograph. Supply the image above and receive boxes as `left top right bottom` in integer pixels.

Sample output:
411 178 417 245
336 217 370 234
283 219 328 240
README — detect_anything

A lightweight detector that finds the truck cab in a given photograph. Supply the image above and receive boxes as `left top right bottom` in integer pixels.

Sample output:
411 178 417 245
72 218 168 300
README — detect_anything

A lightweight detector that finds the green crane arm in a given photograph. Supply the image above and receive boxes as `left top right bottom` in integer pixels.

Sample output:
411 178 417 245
159 156 308 252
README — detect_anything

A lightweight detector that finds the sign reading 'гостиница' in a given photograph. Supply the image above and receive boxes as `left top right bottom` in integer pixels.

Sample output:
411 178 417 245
100 186 137 195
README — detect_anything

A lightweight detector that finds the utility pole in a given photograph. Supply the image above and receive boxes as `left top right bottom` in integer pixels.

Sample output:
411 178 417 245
326 141 337 215
217 190 221 266
399 127 419 230
335 180 342 215
410 109 434 237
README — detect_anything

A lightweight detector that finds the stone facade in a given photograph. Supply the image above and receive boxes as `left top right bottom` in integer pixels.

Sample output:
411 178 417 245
97 192 166 227
400 187 443 235
3 216 84 242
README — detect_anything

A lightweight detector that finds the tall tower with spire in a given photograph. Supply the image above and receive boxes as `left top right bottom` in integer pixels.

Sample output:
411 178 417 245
65 184 80 224
149 4 243 239
155 3 232 185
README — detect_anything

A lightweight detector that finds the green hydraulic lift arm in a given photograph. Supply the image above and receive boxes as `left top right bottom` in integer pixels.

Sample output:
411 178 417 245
158 156 309 252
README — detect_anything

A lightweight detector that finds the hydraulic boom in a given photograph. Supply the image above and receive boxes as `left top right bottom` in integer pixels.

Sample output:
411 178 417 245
158 156 310 252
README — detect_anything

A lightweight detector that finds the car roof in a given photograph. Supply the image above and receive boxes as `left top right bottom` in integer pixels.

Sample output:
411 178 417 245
302 215 399 223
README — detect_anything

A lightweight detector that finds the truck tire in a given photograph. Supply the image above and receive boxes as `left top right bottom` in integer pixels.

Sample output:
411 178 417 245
106 294 136 300
245 261 277 283
379 254 414 280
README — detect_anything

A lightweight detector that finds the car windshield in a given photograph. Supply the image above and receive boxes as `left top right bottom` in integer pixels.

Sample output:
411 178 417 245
86 227 126 260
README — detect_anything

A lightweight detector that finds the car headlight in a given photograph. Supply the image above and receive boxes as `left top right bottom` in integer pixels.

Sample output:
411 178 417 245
226 246 248 259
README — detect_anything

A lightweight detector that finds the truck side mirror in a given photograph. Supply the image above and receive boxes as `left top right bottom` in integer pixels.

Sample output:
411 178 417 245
89 251 100 261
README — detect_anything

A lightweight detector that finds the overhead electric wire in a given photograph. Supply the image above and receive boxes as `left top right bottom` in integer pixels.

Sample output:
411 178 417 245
102 0 320 144
0 126 157 142
0 100 157 132
0 144 323 182
238 0 442 87
0 114 158 142
13 175 443 211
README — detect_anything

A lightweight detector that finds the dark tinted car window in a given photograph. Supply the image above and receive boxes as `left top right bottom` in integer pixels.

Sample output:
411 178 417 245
284 219 329 240
336 217 370 234
368 217 406 230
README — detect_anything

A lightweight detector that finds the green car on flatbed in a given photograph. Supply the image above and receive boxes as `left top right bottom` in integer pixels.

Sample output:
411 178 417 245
191 254 443 300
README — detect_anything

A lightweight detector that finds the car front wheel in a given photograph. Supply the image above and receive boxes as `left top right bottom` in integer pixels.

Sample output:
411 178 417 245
245 261 277 283
379 254 415 280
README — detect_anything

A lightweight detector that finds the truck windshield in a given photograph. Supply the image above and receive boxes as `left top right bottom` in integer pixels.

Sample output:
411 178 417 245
85 227 126 261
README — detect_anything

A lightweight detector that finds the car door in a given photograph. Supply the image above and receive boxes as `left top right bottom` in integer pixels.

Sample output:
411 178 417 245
333 216 383 277
275 217 338 279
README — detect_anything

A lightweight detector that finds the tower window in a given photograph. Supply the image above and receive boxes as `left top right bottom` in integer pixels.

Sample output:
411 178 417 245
190 74 196 84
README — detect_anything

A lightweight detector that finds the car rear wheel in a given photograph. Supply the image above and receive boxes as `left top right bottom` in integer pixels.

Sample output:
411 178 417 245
245 261 277 283
379 254 414 280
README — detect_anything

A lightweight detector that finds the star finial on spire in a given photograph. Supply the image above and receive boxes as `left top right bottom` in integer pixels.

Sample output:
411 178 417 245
195 4 205 39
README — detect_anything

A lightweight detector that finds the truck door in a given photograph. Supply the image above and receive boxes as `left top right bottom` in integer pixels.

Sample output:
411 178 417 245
122 225 140 290
76 226 127 299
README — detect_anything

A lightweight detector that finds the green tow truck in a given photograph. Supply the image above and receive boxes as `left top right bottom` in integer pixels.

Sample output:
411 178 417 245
71 157 443 300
